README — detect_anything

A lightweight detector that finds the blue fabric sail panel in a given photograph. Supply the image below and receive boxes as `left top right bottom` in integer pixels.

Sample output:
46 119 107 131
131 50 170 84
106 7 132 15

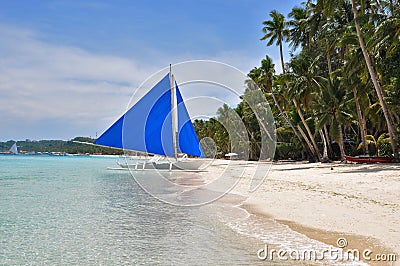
176 83 205 157
94 115 124 149
94 74 174 156
143 88 174 156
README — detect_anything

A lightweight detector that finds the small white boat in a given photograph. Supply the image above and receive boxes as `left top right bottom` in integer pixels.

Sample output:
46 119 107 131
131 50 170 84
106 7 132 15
116 155 206 171
94 65 206 171
9 143 19 154
224 152 238 160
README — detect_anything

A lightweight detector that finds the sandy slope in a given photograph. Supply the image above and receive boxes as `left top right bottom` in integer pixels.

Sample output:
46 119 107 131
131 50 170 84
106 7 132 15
215 161 400 264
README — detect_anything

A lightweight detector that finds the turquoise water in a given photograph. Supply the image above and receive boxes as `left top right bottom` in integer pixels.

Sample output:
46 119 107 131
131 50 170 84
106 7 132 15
0 155 274 265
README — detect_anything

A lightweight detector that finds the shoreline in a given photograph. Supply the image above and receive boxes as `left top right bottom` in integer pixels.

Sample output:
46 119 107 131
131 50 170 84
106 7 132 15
224 161 400 265
241 201 395 265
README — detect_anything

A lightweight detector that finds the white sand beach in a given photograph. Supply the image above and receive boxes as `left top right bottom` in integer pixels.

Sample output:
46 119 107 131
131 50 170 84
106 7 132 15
217 160 400 264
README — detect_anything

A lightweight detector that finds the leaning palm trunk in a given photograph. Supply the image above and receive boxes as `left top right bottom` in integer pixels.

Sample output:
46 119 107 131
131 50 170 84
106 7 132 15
353 87 369 155
362 115 368 148
279 42 286 74
351 0 399 160
270 84 318 160
339 125 346 160
313 110 330 162
324 38 335 161
324 125 333 157
297 125 318 161
293 99 322 161
319 129 330 162
269 88 310 154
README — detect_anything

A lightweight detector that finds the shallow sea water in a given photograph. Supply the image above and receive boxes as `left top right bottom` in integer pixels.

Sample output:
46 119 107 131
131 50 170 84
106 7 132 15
0 155 277 265
0 155 367 265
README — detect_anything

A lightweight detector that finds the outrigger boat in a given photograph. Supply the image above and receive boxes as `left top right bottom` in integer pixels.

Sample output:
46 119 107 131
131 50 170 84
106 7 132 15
114 154 205 171
94 65 206 171
344 155 395 163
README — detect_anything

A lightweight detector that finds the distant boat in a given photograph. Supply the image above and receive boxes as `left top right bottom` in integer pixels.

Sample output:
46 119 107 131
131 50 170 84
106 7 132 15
225 152 238 160
344 155 394 163
9 143 19 154
94 65 205 171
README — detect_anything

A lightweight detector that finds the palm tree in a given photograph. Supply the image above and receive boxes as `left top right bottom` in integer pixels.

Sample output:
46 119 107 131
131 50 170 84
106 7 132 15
315 76 351 159
248 57 304 145
261 10 290 73
340 45 371 155
217 103 250 158
261 10 325 161
284 53 324 161
357 135 377 155
288 7 310 50
274 74 320 161
351 0 399 160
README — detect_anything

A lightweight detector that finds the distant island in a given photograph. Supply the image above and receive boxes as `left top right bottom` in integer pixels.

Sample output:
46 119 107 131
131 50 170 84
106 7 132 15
0 137 123 155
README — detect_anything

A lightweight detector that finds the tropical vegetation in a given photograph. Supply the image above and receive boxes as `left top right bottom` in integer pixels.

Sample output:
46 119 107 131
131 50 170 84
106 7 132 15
0 137 123 155
194 0 400 162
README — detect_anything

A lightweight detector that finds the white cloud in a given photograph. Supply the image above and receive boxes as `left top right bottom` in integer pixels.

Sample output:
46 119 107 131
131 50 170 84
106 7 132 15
0 24 157 140
0 25 148 83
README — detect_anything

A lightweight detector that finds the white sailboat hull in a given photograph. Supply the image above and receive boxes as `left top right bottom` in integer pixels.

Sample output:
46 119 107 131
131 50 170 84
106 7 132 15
116 158 206 171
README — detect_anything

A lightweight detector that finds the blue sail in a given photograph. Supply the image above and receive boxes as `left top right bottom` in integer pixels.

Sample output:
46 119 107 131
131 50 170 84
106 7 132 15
94 73 204 157
94 74 174 156
176 83 205 157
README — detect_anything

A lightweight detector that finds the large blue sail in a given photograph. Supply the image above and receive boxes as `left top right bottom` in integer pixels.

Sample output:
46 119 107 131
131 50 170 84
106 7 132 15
176 84 205 157
94 74 174 156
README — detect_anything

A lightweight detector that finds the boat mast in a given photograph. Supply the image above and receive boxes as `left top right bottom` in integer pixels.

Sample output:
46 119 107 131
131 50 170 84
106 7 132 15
170 64 178 159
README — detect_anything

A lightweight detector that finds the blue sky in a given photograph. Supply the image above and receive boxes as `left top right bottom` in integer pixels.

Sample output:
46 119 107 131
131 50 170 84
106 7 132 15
0 0 302 141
